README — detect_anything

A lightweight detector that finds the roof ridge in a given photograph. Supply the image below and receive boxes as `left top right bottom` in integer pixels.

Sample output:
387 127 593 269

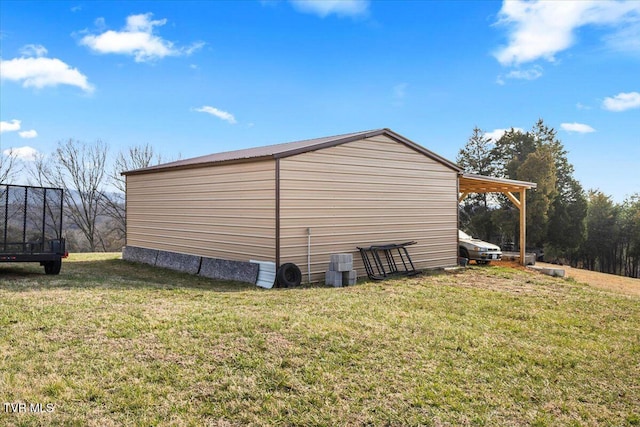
122 128 461 175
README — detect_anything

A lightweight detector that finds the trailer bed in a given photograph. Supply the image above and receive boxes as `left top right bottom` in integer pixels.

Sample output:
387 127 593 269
1 184 67 274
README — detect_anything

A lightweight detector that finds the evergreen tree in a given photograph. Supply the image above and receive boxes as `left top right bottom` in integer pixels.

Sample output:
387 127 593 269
619 194 640 277
457 127 496 208
583 191 619 273
517 146 557 247
546 178 587 264
490 128 537 180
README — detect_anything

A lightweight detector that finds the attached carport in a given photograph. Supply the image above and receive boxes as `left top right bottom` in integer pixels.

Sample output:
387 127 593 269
458 173 537 265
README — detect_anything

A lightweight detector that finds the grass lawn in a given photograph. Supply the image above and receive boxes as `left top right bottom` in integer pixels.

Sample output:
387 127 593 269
1 253 639 426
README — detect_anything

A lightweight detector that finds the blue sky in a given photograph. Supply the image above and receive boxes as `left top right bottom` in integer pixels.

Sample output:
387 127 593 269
1 0 639 201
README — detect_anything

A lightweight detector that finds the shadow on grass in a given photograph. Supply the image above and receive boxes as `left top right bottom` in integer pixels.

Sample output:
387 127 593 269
0 258 263 293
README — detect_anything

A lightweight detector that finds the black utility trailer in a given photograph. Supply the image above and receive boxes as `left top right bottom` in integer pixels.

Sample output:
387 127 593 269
1 184 67 274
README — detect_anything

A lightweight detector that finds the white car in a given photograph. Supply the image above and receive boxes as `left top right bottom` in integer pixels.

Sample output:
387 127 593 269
458 230 502 265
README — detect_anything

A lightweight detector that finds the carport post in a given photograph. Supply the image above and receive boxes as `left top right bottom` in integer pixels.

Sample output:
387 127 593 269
504 189 527 266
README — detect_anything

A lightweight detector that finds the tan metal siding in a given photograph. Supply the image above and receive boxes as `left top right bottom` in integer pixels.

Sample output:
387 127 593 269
126 160 276 262
279 135 458 283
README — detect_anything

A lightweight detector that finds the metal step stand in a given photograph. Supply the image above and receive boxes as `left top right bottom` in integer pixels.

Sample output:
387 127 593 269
357 241 419 280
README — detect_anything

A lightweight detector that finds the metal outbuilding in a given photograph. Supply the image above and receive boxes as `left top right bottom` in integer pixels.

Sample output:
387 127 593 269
123 128 535 284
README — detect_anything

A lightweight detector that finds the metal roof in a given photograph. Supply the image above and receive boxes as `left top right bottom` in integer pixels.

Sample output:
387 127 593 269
123 128 462 175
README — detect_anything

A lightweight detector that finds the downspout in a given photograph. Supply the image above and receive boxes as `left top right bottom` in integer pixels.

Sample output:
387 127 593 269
307 227 311 284
275 158 280 268
457 172 462 264
124 175 128 247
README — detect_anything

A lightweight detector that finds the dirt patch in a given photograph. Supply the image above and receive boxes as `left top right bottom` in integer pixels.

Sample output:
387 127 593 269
492 259 530 272
537 262 640 297
481 260 640 298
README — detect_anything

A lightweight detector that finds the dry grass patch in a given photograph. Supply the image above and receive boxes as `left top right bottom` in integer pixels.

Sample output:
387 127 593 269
536 261 640 297
1 255 639 426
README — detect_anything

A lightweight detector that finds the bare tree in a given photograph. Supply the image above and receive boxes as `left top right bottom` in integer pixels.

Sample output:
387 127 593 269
48 139 109 252
0 149 20 184
25 152 63 239
102 144 162 242
28 151 53 187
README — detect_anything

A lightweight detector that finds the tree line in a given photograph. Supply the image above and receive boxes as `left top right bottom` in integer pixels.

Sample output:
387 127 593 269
2 127 638 278
457 119 640 278
1 139 162 253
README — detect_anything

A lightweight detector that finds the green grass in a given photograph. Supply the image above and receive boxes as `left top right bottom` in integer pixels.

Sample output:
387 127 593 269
1 254 639 426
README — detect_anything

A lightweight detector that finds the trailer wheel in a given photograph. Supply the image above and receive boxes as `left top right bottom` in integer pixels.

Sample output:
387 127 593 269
44 259 62 275
276 263 302 288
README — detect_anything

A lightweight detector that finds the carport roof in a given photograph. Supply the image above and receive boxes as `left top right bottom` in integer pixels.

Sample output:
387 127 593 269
459 173 537 194
459 173 537 267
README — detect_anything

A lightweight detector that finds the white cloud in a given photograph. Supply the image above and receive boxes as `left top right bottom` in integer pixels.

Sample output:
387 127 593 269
1 119 21 133
289 0 369 18
184 42 206 56
18 130 38 139
126 13 166 33
607 22 640 53
393 83 407 99
561 122 596 133
392 82 408 106
1 119 37 138
497 65 543 84
0 55 94 92
3 146 39 161
94 17 107 31
493 0 640 66
602 91 640 111
19 44 48 57
80 13 204 62
505 66 543 81
193 106 237 124
484 128 524 142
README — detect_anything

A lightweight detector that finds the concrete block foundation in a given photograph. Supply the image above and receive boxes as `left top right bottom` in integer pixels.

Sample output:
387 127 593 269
155 251 201 275
122 246 259 285
200 257 259 284
122 246 158 266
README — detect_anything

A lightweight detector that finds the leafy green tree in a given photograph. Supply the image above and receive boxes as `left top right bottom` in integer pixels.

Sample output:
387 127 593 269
488 127 549 248
489 128 538 234
583 191 619 273
619 194 640 277
490 207 518 248
459 204 496 242
531 119 575 197
546 178 587 264
486 120 587 255
517 146 557 247
490 128 537 180
530 119 587 260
